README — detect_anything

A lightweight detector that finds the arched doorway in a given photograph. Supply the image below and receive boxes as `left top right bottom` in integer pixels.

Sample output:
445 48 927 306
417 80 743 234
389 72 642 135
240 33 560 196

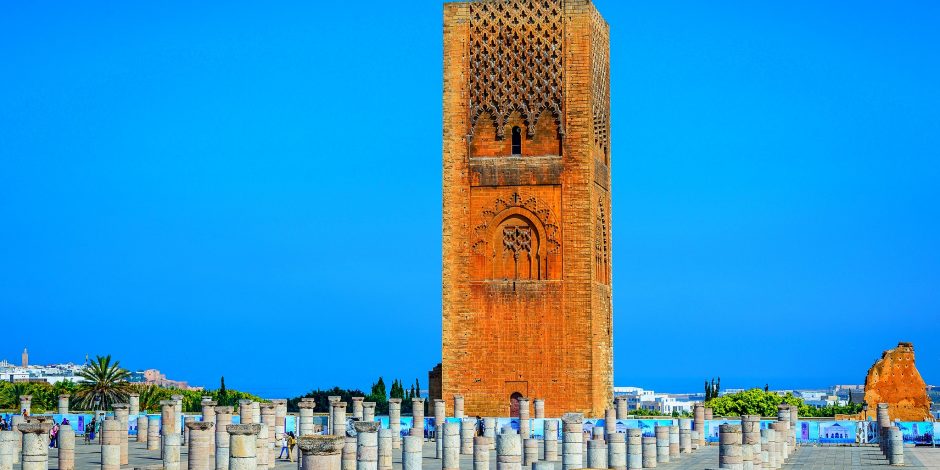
509 392 523 418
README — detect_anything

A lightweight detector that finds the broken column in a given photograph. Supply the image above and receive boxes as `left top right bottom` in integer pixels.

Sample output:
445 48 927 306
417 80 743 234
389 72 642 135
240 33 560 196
543 419 558 461
298 435 345 470
354 421 379 470
342 435 356 470
694 403 705 448
473 436 489 470
351 397 365 421
328 396 341 434
0 431 13 470
760 428 776 470
129 393 140 417
228 424 260 470
741 415 762 469
718 424 742 470
524 438 539 467
704 408 713 420
260 402 276 445
641 437 656 469
769 422 788 464
654 425 669 464
887 426 904 466
188 421 215 470
388 398 402 450
378 428 392 470
483 418 496 451
668 424 679 459
299 400 317 436
604 408 617 438
614 397 628 420
101 417 122 470
608 431 626 470
332 402 348 437
496 432 522 470
587 438 607 469
239 400 254 425
517 397 531 439
147 415 160 451
678 419 691 454
216 406 235 470
363 402 376 422
58 423 75 470
18 422 49 470
402 435 422 470
433 399 446 444
256 423 271 470
251 402 261 426
57 394 70 415
165 433 182 470
453 395 465 419
561 413 583 470
461 419 475 455
776 405 792 454
626 428 642 470
533 399 545 419
273 399 288 438
202 400 217 456
112 403 130 465
410 398 425 438
442 421 460 470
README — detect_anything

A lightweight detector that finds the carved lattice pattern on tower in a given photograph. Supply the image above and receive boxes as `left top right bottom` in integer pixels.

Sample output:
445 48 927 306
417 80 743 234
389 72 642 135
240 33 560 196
591 6 610 157
595 197 609 284
469 0 565 139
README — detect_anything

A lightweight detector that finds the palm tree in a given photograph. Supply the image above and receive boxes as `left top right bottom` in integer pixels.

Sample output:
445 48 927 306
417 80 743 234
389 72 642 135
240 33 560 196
75 355 132 411
131 383 168 414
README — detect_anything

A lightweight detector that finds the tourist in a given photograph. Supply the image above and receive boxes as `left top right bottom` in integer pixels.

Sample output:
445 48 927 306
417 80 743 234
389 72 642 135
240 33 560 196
278 434 290 460
475 416 484 436
87 417 97 442
0 417 6 431
287 432 297 462
49 421 59 448
22 408 29 417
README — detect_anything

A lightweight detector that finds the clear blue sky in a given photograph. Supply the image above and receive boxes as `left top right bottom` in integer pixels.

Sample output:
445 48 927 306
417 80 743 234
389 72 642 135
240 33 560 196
1 1 938 398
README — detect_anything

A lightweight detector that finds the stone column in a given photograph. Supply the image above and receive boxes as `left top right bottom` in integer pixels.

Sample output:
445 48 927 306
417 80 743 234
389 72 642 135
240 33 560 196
354 422 379 470
587 438 607 468
461 419 475 455
251 402 261 426
228 424 260 470
58 423 75 470
332 402 348 437
524 438 539 467
188 421 215 470
129 393 140 417
668 424 679 459
693 403 705 447
402 435 422 470
18 395 32 415
378 428 392 470
0 430 16 470
172 394 184 435
260 403 276 446
165 433 183 470
775 405 791 455
653 425 669 464
704 408 713 420
887 426 903 466
608 432 626 470
593 425 605 441
362 402 376 422
101 417 122 470
299 400 317 436
543 419 558 461
112 403 130 465
342 436 356 470
184 415 193 446
18 422 49 470
203 400 217 456
626 428 642 470
533 399 545 419
215 406 235 470
410 398 425 438
678 419 691 454
561 413 583 470
718 424 742 470
328 396 341 434
433 399 446 434
272 399 288 438
741 415 761 469
760 428 776 470
137 415 149 443
453 395 465 419
788 404 798 449
298 435 345 470
615 397 628 420
351 398 365 420
876 403 890 442
57 394 70 415
161 399 177 459
473 436 490 470
388 399 402 450
10 415 23 464
604 408 617 437
240 400 255 424
769 422 787 465
147 415 160 451
640 437 656 469
256 423 270 470
517 397 530 439
496 432 522 470
483 418 497 451
442 421 459 470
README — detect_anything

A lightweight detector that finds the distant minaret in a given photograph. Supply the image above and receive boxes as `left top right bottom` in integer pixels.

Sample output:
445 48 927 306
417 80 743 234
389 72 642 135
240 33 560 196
21 348 28 367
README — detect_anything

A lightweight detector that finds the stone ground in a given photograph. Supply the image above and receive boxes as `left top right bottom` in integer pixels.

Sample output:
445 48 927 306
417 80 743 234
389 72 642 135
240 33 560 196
24 440 940 469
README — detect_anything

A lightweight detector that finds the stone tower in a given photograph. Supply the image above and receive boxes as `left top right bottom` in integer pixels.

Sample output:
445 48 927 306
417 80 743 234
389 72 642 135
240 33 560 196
442 0 612 417
22 347 28 367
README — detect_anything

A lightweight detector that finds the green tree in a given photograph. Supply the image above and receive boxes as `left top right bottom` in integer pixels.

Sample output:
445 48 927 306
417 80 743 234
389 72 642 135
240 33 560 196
75 355 132 411
367 377 389 414
218 376 229 406
390 379 404 400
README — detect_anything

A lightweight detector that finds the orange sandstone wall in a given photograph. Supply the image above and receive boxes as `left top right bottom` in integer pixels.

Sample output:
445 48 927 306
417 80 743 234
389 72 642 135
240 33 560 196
863 342 932 422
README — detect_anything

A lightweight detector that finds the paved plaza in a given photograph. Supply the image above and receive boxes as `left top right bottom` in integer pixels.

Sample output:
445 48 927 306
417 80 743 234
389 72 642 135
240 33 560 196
21 440 940 469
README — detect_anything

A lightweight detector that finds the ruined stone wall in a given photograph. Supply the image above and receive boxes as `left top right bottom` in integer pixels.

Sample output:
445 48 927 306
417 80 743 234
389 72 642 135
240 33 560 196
442 0 612 418
863 342 932 422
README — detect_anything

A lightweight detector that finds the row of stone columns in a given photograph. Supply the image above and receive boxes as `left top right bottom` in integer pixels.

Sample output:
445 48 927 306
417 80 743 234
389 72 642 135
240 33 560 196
876 403 904 466
714 406 800 469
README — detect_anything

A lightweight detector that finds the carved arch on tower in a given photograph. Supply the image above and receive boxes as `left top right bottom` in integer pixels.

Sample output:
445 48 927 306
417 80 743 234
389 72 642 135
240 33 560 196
470 192 561 281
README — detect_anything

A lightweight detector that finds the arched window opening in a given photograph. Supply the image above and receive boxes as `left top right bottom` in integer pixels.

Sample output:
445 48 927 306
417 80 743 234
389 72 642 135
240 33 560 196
511 126 522 155
509 392 523 418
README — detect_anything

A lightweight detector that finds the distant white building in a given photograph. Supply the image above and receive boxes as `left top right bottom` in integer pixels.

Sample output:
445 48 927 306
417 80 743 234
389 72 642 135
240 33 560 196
0 358 86 384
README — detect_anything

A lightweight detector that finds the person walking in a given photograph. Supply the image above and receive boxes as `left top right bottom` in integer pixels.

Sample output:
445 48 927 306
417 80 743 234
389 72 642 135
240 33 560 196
288 432 297 462
278 434 290 460
50 421 60 448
